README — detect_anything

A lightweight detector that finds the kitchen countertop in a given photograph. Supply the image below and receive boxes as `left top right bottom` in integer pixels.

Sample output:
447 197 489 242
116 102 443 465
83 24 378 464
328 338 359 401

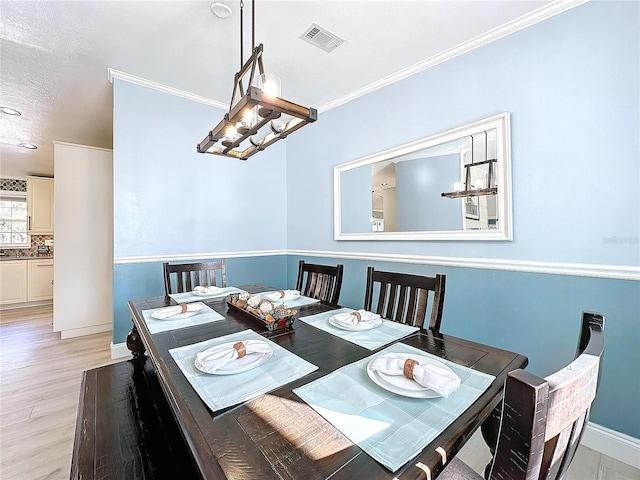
0 255 53 261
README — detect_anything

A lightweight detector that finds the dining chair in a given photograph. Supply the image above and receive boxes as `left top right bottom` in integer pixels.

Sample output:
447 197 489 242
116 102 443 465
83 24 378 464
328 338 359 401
295 260 344 306
363 267 446 331
438 312 606 480
163 260 227 295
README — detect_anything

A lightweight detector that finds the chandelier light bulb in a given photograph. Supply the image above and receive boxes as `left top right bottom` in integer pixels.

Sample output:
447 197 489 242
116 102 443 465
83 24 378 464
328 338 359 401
258 73 281 98
222 125 239 146
236 107 258 135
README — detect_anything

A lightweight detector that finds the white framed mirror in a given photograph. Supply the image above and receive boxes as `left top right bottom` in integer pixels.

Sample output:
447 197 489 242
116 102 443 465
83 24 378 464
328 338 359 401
334 112 512 241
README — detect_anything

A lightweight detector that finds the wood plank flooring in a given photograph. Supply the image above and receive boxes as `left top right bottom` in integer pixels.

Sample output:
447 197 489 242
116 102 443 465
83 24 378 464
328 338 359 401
0 306 118 480
1 305 638 480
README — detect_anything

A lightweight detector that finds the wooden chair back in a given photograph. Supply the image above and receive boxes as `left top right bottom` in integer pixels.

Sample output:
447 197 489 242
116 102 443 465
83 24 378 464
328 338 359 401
163 260 227 295
295 260 344 306
487 313 605 480
363 267 446 331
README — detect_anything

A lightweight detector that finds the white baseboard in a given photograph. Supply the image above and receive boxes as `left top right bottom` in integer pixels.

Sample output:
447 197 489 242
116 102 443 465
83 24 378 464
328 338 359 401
110 341 131 360
0 300 53 311
60 323 111 339
582 422 640 469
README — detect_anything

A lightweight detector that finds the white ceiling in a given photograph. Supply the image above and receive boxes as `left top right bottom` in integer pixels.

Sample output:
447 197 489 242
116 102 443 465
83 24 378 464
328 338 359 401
0 0 576 178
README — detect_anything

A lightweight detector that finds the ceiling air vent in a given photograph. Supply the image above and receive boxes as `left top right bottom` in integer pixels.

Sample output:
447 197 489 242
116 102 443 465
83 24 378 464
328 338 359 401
299 23 344 53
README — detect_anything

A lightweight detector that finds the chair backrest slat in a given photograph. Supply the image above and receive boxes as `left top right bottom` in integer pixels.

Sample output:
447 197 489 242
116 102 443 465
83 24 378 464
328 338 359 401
363 267 446 330
163 260 227 296
296 260 344 306
487 313 605 480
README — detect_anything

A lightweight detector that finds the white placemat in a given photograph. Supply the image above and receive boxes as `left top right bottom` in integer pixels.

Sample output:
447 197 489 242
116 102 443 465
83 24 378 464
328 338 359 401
259 292 321 309
141 303 225 334
169 329 318 413
299 308 419 350
293 342 495 472
169 286 244 303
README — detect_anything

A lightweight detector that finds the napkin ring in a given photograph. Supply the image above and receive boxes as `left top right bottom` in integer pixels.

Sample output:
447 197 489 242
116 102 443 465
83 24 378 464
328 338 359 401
403 359 418 379
233 342 247 358
179 303 188 314
278 290 286 298
350 311 362 323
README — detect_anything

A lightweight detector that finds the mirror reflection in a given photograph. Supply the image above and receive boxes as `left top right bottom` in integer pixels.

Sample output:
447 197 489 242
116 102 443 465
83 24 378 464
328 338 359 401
334 113 512 241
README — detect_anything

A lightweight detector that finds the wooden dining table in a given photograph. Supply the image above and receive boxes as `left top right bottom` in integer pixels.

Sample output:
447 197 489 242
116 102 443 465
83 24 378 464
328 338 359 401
127 284 528 480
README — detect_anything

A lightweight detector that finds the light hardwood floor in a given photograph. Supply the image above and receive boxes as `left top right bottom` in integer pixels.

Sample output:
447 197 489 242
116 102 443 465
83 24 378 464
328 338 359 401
1 306 638 480
0 305 117 480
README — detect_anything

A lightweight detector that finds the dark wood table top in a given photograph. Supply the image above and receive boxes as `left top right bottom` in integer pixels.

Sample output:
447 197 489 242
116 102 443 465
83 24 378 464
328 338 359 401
128 285 528 480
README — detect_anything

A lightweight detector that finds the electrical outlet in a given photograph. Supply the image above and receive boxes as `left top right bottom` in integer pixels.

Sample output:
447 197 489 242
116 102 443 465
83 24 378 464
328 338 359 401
44 239 54 246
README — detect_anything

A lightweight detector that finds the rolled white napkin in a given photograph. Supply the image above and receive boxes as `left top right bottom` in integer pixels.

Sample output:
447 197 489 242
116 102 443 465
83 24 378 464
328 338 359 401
264 290 300 302
370 353 461 397
331 309 381 327
196 340 272 373
194 285 225 295
152 303 203 319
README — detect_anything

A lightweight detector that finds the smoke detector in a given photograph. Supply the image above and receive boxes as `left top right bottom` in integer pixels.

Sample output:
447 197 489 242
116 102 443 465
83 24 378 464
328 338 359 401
299 23 344 53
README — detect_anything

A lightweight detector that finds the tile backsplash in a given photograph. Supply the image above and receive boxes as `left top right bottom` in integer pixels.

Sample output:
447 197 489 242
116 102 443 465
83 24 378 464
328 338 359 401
0 235 54 257
0 178 27 192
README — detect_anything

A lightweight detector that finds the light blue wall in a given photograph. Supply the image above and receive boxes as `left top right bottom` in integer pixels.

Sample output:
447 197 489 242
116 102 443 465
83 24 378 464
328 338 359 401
111 1 639 439
285 2 640 438
113 79 289 258
112 80 290 342
286 1 639 266
396 154 462 231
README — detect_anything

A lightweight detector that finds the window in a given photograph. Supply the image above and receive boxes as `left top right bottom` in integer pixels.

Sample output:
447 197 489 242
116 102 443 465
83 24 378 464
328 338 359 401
0 192 29 248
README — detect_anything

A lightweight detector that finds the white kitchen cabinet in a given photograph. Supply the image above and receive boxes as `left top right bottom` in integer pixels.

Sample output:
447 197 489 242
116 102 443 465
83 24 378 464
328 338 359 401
27 259 54 301
27 176 54 234
0 261 28 305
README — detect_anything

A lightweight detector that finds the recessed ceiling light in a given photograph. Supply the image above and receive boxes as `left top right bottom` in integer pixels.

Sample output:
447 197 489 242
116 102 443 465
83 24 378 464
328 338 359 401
19 143 38 149
1 107 21 116
210 2 232 19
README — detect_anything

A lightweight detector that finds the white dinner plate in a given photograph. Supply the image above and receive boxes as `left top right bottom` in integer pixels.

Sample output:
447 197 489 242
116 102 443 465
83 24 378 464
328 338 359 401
192 287 226 296
263 290 300 303
151 303 204 320
194 340 274 375
366 352 456 398
328 315 383 331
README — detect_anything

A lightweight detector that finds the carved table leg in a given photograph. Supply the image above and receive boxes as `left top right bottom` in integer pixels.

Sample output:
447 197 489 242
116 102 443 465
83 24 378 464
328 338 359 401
480 403 502 478
126 324 146 361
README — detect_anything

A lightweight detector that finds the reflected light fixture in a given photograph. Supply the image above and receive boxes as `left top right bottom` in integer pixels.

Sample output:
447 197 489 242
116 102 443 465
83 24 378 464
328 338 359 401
198 0 317 160
441 131 497 199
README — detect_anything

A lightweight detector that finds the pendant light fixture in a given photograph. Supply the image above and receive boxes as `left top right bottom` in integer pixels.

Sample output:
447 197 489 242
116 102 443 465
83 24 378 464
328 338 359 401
441 130 497 199
198 0 317 160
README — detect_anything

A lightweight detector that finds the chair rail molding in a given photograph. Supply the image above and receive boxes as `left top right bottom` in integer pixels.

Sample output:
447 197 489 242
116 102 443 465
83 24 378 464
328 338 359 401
287 250 640 281
114 249 639 281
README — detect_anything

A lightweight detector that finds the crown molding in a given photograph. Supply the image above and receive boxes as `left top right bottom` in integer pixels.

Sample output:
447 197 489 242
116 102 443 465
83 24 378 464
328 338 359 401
106 1 588 114
107 68 228 110
318 0 589 113
53 141 112 153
